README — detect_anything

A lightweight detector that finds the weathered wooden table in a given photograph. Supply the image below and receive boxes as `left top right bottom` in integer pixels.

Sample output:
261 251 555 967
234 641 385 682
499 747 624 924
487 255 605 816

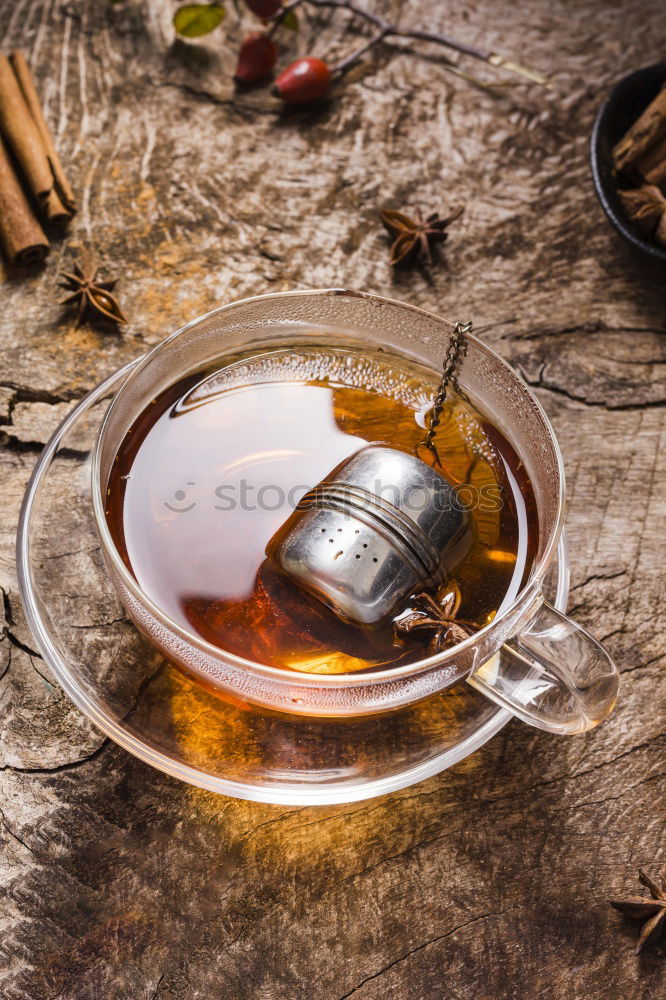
1 2 664 997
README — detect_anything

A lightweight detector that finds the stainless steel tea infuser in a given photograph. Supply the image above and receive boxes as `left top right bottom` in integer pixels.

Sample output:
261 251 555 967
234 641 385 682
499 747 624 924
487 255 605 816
269 321 472 626
269 443 470 625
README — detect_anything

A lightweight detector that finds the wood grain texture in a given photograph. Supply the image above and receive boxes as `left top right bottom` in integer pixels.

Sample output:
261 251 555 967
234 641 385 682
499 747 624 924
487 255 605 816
1 2 665 998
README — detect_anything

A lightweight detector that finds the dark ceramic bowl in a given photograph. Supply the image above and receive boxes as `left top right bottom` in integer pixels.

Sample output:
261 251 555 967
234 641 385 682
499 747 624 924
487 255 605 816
590 62 666 263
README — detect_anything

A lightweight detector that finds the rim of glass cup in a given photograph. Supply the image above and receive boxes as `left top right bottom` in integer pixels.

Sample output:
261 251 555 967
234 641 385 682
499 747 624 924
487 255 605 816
89 289 567 690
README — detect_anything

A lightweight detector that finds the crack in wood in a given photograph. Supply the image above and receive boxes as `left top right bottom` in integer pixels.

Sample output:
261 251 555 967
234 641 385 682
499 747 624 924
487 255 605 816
0 739 110 775
523 373 666 410
2 627 43 661
570 569 628 591
0 382 88 406
336 908 508 999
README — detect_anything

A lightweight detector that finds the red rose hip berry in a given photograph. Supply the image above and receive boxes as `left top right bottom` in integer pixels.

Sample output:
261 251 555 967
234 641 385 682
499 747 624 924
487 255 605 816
245 0 282 20
273 58 332 105
235 32 278 84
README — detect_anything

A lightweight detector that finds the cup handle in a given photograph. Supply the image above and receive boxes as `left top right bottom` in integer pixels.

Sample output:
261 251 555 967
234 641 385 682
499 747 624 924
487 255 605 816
466 599 620 734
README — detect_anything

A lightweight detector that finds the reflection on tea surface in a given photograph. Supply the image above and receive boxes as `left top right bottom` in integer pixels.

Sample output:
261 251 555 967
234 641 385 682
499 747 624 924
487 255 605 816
106 344 538 674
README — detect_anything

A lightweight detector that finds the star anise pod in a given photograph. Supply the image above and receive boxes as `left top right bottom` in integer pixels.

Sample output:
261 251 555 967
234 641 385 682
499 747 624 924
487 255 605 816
611 869 666 953
58 256 127 326
379 205 464 266
394 585 477 654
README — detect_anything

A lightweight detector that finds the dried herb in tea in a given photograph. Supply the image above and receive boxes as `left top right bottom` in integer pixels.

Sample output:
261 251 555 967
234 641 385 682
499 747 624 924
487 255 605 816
394 586 478 655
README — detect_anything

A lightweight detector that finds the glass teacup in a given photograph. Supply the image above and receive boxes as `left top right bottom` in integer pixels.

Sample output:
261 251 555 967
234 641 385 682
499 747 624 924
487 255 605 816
91 290 619 734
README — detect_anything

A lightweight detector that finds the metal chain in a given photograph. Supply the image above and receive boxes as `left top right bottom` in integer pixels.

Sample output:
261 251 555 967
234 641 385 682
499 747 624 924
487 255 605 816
417 320 472 464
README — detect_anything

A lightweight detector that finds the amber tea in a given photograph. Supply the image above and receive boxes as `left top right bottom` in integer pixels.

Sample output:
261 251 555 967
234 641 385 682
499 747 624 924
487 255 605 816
105 343 538 675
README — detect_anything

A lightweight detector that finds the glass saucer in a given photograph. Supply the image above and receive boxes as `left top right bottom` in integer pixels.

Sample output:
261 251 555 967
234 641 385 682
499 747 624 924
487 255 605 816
17 361 570 805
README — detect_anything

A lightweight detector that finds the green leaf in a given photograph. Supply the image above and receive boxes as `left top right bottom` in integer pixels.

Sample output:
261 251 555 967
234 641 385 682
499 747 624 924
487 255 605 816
281 9 299 31
173 4 225 38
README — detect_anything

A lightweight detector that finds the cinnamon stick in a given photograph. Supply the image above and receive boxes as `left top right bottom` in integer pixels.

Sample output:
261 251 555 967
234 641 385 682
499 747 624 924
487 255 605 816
636 132 666 189
618 184 665 239
613 83 666 173
0 53 71 223
9 51 76 213
0 133 49 266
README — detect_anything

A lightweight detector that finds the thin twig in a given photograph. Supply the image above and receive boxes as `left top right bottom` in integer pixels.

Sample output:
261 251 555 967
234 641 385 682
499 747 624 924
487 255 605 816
333 34 511 93
334 27 388 74
270 0 550 87
268 0 304 37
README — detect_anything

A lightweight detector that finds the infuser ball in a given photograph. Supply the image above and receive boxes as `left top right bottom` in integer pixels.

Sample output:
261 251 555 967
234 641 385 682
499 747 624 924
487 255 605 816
268 444 472 627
